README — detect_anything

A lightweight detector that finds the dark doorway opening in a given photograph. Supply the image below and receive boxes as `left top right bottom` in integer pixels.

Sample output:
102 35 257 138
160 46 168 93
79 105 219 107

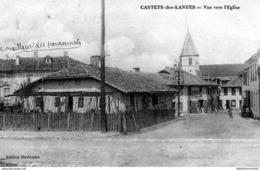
68 96 73 111
226 100 230 109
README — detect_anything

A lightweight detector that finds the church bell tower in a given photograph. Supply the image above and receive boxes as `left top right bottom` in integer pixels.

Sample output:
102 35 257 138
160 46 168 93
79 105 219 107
180 30 200 76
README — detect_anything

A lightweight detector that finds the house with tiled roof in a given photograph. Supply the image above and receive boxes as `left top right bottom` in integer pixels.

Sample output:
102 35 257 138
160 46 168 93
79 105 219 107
220 77 242 109
159 67 219 113
239 50 260 118
0 51 86 106
199 64 246 84
179 30 245 110
14 59 177 113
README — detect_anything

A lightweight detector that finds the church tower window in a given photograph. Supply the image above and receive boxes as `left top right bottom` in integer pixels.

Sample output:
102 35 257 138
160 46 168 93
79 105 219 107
189 58 192 66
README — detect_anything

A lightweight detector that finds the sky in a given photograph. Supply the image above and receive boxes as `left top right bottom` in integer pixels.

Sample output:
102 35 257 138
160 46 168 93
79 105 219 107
0 0 260 72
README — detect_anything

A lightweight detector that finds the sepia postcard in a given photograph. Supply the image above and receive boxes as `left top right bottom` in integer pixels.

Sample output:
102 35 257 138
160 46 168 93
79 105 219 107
0 0 260 169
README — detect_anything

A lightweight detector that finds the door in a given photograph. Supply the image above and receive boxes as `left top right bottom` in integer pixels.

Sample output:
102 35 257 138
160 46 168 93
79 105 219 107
68 96 73 111
226 100 230 109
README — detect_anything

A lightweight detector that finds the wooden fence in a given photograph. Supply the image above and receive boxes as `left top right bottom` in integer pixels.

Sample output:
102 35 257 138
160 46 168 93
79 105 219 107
0 108 175 132
0 111 121 132
125 108 175 132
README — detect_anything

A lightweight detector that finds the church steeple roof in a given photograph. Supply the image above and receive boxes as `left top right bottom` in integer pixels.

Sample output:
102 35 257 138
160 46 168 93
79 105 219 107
180 30 199 57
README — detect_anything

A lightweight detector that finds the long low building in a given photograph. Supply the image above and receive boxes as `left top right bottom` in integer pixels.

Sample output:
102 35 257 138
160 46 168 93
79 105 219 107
14 63 177 114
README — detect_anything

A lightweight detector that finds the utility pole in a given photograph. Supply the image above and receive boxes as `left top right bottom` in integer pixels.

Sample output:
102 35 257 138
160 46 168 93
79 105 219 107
100 0 107 132
177 62 181 116
174 62 181 117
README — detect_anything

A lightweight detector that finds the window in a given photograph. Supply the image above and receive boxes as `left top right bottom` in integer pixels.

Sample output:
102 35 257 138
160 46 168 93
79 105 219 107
78 97 84 108
55 97 61 107
199 87 202 93
239 88 242 95
142 96 148 109
130 95 135 110
152 95 159 106
4 88 10 97
224 88 228 96
26 73 33 83
45 56 52 64
243 73 248 85
232 88 236 96
188 58 192 66
36 97 44 109
231 100 236 107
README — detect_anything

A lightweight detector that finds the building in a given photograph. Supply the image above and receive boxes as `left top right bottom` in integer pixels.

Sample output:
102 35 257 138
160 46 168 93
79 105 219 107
14 61 177 113
199 64 245 109
220 77 242 109
179 30 200 76
179 30 245 110
239 50 260 118
159 67 219 113
0 51 86 106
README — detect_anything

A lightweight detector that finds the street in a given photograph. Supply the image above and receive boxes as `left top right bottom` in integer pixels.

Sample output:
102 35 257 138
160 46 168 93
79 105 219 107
1 110 260 167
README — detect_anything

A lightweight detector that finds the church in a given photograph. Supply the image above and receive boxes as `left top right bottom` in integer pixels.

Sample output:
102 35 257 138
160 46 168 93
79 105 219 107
179 30 245 110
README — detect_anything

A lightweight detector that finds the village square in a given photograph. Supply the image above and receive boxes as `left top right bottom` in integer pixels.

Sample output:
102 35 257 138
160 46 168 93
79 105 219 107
0 0 260 168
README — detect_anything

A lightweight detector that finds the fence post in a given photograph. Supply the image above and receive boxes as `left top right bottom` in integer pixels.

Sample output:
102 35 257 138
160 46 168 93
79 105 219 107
47 112 51 131
122 112 127 135
80 113 83 131
67 112 70 130
90 111 94 131
34 110 38 131
131 111 138 131
3 113 5 130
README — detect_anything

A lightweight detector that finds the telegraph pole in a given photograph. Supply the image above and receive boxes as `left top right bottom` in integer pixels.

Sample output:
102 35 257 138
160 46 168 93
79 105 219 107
177 62 181 116
100 0 107 132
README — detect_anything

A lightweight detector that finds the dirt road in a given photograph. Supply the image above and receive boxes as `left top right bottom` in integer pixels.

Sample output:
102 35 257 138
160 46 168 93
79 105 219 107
1 110 260 167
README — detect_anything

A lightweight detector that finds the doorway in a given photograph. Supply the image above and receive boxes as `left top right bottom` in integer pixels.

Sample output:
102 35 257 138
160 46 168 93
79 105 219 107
68 96 73 111
226 100 230 109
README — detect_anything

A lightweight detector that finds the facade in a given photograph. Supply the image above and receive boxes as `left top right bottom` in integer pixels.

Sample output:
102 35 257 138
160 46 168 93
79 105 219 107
240 50 260 118
159 67 219 113
179 31 245 110
0 51 86 106
220 78 242 109
15 64 177 113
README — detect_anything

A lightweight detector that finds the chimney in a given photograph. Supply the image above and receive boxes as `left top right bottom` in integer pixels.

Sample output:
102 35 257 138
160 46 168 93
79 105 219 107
33 51 38 59
63 51 68 57
90 55 100 67
133 67 140 72
15 55 20 65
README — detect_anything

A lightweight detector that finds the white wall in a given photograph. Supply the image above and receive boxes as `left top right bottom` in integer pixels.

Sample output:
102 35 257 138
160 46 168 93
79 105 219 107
220 87 242 109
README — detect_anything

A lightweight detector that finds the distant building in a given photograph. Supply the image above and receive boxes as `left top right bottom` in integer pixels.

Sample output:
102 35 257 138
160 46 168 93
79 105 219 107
179 30 245 110
0 51 86 106
239 50 260 118
199 64 245 109
159 67 219 113
220 77 242 109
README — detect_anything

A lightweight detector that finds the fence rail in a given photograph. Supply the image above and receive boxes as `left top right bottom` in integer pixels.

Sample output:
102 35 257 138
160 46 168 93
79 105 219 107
0 108 175 132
